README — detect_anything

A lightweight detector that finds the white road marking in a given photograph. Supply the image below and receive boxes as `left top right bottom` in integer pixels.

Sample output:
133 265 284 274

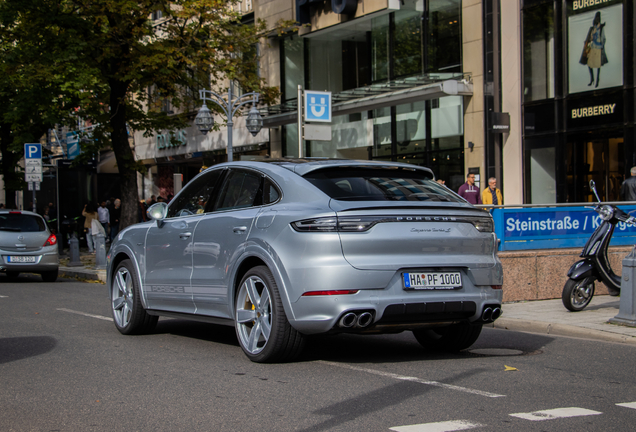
318 361 505 398
509 407 602 421
389 420 483 432
57 308 112 321
617 402 636 409
0 295 7 298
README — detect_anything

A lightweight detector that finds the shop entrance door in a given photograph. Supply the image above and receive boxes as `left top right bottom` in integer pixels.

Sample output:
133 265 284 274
565 133 625 202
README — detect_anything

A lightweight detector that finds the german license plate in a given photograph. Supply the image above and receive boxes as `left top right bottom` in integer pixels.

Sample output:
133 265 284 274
7 256 36 263
403 272 462 290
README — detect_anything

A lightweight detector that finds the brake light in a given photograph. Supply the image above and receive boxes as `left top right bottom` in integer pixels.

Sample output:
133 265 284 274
491 285 502 290
301 290 359 296
291 217 379 232
9 211 21 214
44 233 57 246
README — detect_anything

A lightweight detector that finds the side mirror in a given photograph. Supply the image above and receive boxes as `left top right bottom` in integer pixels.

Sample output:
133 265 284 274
147 202 168 224
589 179 601 203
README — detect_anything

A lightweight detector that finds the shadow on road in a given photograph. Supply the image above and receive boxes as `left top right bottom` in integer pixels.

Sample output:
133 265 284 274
0 336 57 364
146 319 556 364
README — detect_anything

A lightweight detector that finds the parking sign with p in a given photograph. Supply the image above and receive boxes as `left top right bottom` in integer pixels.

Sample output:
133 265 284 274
24 143 43 183
25 143 42 159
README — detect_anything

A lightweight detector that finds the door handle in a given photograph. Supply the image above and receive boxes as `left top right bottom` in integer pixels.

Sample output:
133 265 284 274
233 226 247 234
179 232 192 239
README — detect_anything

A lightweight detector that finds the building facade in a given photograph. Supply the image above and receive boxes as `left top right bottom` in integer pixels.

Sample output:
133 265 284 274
130 0 635 205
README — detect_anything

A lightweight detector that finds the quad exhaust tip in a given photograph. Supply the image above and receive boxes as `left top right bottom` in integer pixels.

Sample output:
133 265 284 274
355 312 373 328
339 312 357 328
338 311 374 329
481 306 502 322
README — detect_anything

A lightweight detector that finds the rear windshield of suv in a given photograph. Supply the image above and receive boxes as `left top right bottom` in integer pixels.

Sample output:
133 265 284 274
0 214 46 232
303 167 464 202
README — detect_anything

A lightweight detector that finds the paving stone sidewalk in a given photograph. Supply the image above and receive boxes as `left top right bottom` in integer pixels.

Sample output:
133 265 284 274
494 295 636 345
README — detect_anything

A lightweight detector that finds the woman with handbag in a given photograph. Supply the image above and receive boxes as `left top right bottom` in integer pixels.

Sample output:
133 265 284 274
579 11 607 88
82 202 98 254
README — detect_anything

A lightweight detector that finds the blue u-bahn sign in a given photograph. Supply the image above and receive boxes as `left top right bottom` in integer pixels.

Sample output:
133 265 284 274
492 206 636 251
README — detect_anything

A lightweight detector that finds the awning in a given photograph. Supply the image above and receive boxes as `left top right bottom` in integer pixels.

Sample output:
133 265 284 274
262 76 472 128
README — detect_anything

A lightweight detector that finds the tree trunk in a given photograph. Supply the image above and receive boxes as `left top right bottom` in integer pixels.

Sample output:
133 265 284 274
0 122 21 209
109 79 139 230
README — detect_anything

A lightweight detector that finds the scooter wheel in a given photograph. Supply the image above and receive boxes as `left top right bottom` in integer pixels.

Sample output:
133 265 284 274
562 278 595 312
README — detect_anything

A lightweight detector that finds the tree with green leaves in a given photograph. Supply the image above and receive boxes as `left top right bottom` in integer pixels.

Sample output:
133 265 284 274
0 0 290 228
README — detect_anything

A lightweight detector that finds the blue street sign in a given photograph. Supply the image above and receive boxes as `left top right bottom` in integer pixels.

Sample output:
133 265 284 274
304 90 332 123
24 143 42 159
66 132 80 159
492 206 636 251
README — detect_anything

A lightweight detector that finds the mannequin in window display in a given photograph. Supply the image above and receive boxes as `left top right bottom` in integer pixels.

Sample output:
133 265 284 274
579 11 607 88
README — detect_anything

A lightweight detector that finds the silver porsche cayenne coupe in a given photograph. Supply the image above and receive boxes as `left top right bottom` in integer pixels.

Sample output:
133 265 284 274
107 159 503 362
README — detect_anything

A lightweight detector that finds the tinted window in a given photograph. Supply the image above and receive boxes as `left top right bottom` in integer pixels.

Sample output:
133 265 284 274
217 170 262 211
263 179 280 204
0 214 46 232
303 168 463 202
167 169 223 218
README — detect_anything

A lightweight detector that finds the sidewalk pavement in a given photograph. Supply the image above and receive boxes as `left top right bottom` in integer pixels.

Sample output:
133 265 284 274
492 295 636 345
58 250 107 283
57 252 636 345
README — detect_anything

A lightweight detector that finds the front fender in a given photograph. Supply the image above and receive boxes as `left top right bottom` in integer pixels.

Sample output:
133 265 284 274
567 259 598 281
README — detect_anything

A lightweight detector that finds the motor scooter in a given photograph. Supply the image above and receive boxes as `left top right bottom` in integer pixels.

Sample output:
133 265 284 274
562 180 636 311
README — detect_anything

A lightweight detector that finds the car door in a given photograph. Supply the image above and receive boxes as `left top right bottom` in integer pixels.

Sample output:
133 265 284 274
144 169 225 313
191 169 264 318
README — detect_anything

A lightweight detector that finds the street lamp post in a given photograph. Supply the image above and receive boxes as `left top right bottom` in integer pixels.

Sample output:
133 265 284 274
194 82 263 162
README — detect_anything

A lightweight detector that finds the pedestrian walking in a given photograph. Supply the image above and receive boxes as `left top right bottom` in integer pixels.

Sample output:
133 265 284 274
620 167 636 201
458 173 482 205
481 177 503 206
97 201 110 240
110 199 121 241
82 203 98 254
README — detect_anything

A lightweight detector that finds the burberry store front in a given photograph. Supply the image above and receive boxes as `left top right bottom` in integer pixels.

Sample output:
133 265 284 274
522 0 635 203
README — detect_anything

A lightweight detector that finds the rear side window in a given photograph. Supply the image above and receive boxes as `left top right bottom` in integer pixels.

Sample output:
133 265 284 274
303 167 463 203
0 214 46 232
167 169 224 218
216 170 262 211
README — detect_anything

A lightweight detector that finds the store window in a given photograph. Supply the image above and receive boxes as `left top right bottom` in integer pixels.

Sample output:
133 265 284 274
426 0 462 73
523 2 555 102
281 36 304 102
524 137 556 204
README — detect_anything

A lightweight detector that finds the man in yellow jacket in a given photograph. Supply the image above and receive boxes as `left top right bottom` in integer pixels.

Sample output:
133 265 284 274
482 177 503 205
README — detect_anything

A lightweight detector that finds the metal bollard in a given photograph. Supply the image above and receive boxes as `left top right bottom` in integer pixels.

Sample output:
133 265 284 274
609 246 636 326
67 233 83 267
94 233 107 270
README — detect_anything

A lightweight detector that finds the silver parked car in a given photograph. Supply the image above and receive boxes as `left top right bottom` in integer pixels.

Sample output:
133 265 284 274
108 159 503 362
0 210 59 282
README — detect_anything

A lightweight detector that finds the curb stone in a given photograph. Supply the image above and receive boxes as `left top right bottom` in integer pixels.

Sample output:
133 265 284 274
488 317 636 346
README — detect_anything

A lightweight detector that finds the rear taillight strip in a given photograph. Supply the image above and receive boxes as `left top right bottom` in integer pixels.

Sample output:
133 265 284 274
292 215 493 233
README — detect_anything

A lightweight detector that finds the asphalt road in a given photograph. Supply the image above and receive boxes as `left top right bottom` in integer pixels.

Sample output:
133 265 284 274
2 274 636 431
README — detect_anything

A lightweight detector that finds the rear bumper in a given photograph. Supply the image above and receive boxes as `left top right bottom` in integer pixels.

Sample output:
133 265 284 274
287 268 503 334
0 249 59 273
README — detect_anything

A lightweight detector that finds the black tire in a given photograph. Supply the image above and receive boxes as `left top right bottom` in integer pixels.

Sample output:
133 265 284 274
562 278 595 312
110 259 157 335
413 323 483 352
235 266 305 363
6 271 19 280
41 270 58 282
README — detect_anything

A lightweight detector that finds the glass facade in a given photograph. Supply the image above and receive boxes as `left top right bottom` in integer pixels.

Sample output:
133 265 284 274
279 0 465 184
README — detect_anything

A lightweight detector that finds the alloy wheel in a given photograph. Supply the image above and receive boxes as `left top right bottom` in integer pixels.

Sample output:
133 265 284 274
236 276 272 355
112 267 134 328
